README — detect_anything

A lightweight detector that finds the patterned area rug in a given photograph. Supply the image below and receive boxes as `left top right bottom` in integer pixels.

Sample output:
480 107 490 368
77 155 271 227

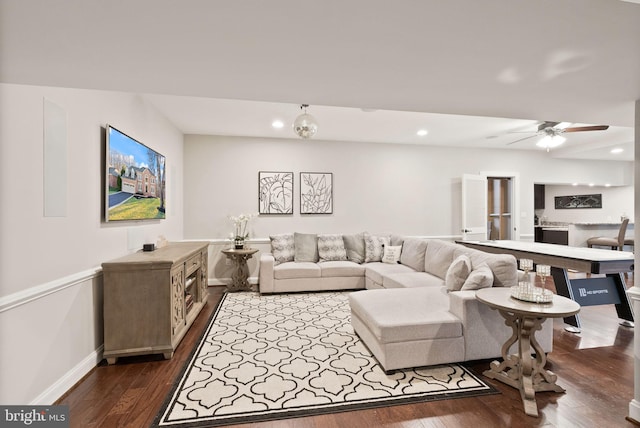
152 291 497 427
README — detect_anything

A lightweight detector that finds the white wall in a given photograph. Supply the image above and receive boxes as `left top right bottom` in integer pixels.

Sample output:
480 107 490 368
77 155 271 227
184 135 633 241
0 83 184 404
541 184 634 223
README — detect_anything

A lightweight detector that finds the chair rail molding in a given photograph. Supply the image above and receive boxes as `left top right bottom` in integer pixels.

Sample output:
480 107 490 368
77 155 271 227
0 267 102 314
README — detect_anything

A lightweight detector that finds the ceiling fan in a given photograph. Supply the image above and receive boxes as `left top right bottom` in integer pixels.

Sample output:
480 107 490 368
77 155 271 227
507 121 609 150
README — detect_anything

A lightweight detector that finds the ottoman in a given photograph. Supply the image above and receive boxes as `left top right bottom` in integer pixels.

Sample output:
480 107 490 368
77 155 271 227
349 287 465 372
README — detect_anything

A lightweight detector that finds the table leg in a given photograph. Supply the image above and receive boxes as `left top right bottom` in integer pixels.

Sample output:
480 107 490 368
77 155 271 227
484 310 565 417
552 268 634 330
609 273 634 326
228 255 251 291
484 311 520 388
551 267 581 332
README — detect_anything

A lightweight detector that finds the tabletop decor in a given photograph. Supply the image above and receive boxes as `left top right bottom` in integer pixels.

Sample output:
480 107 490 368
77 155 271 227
512 259 552 303
510 283 553 304
229 213 254 249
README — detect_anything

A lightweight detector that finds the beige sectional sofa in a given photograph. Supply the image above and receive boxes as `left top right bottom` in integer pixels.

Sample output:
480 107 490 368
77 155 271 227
258 233 553 372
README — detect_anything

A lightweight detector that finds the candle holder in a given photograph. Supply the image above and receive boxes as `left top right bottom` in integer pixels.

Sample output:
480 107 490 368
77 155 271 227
511 260 553 303
519 258 533 273
536 264 551 289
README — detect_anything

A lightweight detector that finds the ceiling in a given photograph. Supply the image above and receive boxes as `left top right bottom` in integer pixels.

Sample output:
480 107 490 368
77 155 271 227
1 0 639 161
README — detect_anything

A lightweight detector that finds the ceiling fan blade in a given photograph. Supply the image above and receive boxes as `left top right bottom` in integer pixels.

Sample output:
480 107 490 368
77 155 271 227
507 134 538 145
563 125 609 133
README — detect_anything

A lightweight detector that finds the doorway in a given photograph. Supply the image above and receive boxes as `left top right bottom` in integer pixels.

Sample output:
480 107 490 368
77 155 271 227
488 177 513 240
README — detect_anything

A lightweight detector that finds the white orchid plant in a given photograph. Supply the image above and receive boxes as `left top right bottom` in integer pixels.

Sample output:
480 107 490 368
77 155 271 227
229 213 255 242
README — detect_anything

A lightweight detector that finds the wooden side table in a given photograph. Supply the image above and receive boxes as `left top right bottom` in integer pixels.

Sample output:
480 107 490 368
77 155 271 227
476 287 580 417
221 248 259 291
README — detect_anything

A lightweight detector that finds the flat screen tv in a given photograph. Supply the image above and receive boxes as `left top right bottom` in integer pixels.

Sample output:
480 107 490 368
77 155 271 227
105 125 166 221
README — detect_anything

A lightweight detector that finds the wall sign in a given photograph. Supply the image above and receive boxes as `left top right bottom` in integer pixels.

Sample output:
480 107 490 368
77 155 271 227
554 194 602 209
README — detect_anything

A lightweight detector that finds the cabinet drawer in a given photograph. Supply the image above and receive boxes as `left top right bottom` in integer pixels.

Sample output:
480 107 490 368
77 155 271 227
185 253 202 275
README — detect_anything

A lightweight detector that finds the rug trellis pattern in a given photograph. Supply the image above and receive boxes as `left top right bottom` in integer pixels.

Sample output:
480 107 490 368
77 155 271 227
153 291 496 427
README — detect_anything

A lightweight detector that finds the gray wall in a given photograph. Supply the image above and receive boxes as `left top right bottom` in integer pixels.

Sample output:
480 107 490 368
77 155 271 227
0 83 184 404
184 134 633 241
542 184 633 223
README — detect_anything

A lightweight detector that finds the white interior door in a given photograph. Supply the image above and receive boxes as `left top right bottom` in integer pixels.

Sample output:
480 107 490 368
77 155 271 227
461 174 488 241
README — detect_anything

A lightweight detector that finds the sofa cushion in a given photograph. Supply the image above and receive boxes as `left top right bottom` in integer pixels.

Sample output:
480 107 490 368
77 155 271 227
320 261 365 278
445 254 472 292
424 240 459 279
381 245 402 264
318 234 348 262
383 272 445 289
390 234 405 246
455 248 517 287
294 232 319 262
461 263 493 290
364 262 415 284
343 233 366 264
400 238 427 272
364 233 390 263
349 288 462 343
274 262 321 279
270 233 295 265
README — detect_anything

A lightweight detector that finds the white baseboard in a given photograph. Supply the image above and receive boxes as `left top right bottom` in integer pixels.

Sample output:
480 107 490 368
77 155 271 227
31 345 104 405
208 277 258 287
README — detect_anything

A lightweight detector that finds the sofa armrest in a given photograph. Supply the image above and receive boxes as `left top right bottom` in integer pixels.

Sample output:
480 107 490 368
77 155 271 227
448 290 553 361
259 253 275 293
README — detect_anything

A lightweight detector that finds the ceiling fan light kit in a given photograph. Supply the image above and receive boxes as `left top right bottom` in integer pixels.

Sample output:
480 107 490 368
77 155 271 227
536 134 566 151
293 104 318 139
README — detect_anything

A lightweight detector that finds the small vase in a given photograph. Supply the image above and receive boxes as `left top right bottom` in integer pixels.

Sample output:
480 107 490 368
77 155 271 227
234 238 244 250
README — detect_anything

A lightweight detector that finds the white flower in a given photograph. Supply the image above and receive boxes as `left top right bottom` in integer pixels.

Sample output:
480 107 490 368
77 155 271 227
228 213 256 240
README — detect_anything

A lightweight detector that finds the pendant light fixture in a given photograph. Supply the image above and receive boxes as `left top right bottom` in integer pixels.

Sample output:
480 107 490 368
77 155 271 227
293 104 318 139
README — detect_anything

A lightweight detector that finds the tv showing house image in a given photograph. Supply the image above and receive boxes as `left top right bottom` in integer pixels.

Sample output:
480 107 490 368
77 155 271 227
105 125 166 221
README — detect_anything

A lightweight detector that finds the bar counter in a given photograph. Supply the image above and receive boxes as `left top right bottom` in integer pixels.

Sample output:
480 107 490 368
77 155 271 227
534 222 633 247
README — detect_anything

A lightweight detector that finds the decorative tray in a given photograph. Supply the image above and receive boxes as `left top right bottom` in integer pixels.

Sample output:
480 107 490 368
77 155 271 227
510 285 553 304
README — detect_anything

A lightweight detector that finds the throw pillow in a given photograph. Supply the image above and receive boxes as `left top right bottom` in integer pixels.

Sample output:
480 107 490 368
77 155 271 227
318 234 348 262
364 233 390 263
270 234 294 265
445 254 472 291
294 232 319 262
381 245 402 264
399 238 427 272
343 233 366 264
461 263 494 290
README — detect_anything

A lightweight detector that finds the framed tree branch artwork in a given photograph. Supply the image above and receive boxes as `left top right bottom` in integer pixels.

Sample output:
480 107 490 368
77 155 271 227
300 172 333 214
258 171 293 215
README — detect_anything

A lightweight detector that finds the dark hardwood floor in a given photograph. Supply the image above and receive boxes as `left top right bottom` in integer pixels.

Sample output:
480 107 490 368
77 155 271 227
57 275 637 427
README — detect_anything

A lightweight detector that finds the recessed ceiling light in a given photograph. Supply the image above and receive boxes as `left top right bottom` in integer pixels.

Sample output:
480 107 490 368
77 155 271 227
417 129 428 137
611 148 624 154
588 183 595 187
605 183 611 187
272 120 284 129
572 183 579 186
